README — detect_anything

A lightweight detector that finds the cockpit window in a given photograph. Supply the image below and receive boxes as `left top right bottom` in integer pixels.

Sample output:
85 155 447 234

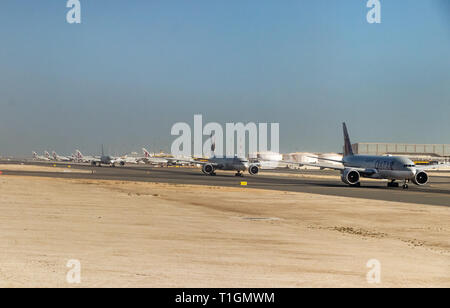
404 164 416 168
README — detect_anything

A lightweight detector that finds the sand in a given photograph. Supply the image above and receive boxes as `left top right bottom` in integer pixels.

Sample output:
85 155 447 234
0 164 91 174
0 175 448 288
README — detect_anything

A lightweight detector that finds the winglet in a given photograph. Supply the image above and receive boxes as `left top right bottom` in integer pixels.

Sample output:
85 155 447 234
343 122 354 157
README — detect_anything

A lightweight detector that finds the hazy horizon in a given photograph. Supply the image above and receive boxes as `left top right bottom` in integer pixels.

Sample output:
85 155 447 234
1 0 449 156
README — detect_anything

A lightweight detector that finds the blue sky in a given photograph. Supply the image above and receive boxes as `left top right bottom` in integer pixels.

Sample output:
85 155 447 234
0 0 449 156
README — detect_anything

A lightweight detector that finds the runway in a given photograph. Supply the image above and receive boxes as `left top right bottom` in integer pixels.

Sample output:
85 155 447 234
2 161 450 207
2 162 450 207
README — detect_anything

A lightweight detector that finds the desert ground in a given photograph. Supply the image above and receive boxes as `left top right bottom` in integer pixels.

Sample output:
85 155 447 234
0 171 449 287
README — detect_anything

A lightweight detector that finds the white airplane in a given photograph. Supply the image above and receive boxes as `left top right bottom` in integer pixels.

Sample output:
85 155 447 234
139 148 169 165
77 147 123 167
75 150 97 164
44 151 52 160
52 151 72 162
282 123 450 189
32 151 50 161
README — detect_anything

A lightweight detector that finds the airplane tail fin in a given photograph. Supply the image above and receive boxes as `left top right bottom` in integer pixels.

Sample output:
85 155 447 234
32 151 37 158
343 123 354 157
52 151 57 159
76 150 83 159
143 148 150 158
44 151 51 159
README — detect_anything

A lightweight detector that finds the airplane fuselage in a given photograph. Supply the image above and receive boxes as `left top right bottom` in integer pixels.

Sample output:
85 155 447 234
208 157 249 172
343 155 416 180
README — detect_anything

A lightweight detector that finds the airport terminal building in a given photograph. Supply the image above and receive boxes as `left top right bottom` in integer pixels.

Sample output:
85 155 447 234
352 143 450 163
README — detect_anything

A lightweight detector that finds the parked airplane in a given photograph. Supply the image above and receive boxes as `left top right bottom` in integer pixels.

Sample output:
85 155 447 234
282 123 448 189
44 151 52 160
52 151 72 162
75 150 97 164
32 151 50 161
140 148 169 165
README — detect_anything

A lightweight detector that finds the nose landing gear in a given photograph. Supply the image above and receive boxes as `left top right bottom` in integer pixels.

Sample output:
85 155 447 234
402 180 410 189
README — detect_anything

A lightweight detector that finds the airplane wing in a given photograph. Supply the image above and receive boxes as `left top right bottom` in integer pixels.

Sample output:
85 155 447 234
145 157 168 164
417 164 450 171
280 160 345 171
175 159 218 167
279 160 376 176
313 157 344 163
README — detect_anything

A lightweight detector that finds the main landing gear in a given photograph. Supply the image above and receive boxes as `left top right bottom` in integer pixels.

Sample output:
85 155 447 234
235 172 244 177
387 180 399 188
388 180 409 189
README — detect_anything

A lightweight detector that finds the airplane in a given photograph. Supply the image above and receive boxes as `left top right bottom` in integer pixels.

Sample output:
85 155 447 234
176 137 260 176
76 148 125 167
92 145 123 167
75 150 97 164
195 156 261 177
52 151 72 162
44 151 52 160
281 123 449 189
140 148 169 166
32 151 50 161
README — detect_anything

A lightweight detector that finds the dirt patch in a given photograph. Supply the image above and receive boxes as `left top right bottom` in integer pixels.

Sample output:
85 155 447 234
0 175 448 287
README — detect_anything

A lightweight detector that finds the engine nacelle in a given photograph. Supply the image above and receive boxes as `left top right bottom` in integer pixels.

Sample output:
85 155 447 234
341 169 361 185
248 164 259 175
412 171 429 186
202 164 215 175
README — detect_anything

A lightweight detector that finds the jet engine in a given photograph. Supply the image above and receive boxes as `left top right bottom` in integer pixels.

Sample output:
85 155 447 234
202 164 215 175
412 171 429 186
248 164 259 175
341 169 361 186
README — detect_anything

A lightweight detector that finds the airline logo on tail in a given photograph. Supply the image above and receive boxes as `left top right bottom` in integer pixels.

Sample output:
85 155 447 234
343 123 354 157
143 148 151 158
44 151 51 159
32 151 38 158
76 150 84 159
52 151 58 160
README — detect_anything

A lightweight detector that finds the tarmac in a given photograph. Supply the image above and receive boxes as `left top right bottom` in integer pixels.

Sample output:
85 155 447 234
2 160 450 207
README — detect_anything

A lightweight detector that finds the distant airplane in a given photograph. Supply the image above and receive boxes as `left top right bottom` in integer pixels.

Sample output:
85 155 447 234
140 148 169 165
75 150 97 164
283 123 449 189
195 156 260 177
177 137 260 177
52 151 72 162
76 147 125 167
32 151 50 161
92 145 122 167
44 151 52 160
